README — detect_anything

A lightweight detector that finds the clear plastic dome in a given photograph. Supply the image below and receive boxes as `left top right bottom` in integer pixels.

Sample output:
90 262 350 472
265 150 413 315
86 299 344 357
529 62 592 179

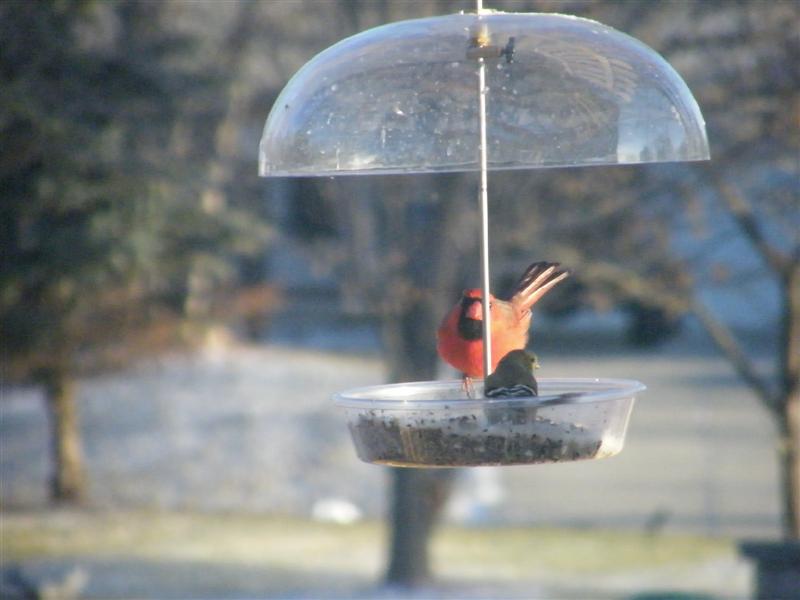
259 11 709 177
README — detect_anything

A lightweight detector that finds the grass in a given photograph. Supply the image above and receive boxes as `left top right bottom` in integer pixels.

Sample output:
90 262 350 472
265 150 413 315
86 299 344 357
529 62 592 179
0 510 747 598
2 511 383 575
1 509 733 576
432 525 735 584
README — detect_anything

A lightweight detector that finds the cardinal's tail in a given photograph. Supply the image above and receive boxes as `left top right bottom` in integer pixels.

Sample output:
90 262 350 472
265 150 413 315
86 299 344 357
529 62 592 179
510 261 569 318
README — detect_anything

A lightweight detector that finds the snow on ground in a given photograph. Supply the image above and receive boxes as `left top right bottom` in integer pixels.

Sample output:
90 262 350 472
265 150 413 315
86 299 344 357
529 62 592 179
0 327 782 538
2 344 386 517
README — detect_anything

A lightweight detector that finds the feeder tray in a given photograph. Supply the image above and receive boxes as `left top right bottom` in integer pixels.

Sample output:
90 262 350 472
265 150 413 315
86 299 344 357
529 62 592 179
335 379 643 467
260 9 708 467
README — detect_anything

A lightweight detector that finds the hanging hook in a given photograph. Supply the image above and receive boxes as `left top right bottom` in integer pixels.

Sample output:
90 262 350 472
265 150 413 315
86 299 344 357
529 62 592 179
466 22 515 63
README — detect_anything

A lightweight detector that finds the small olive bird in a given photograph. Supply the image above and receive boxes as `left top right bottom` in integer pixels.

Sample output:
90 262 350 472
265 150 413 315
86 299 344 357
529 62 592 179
484 349 540 398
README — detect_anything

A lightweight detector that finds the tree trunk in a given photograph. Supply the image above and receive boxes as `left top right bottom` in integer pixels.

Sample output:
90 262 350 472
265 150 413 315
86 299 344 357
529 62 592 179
43 370 87 504
777 395 800 539
777 262 800 539
386 467 453 587
382 295 455 587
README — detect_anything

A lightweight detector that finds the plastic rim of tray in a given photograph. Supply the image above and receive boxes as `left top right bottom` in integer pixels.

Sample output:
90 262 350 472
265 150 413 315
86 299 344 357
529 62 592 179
334 378 645 467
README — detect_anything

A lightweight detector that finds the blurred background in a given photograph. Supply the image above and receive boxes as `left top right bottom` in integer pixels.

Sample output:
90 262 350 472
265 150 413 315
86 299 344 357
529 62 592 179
1 1 798 599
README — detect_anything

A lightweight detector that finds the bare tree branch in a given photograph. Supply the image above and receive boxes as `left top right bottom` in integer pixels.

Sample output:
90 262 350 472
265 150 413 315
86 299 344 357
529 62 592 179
690 296 780 414
706 168 791 275
573 259 688 314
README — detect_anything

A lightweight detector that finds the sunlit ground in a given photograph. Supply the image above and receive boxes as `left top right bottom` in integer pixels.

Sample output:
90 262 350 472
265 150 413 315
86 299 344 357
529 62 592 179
1 509 746 599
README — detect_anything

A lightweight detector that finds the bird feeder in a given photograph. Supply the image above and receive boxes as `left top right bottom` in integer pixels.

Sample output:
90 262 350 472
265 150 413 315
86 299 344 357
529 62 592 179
259 5 708 467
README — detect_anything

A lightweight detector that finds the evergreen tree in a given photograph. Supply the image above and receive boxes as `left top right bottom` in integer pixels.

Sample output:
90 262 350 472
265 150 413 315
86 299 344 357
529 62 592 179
0 0 269 503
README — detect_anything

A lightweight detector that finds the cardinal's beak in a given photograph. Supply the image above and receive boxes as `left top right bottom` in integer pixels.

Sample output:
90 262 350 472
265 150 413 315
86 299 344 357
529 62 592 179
465 299 483 321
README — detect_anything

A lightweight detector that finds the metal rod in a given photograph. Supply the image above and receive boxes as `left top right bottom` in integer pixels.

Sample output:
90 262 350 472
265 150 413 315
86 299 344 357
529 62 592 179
477 55 492 379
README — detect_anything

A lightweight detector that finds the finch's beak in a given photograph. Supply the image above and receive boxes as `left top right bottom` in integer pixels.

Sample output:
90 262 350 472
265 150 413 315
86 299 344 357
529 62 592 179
465 300 483 321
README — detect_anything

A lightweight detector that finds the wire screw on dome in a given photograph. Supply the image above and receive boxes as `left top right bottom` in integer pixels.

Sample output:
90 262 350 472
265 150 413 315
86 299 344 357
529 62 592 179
467 31 515 63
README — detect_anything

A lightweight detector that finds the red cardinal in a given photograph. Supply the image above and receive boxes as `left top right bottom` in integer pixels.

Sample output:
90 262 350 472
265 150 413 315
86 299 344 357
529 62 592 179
437 261 569 379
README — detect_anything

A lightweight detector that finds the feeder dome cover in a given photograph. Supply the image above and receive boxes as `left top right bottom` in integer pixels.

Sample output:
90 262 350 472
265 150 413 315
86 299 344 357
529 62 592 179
259 11 709 177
